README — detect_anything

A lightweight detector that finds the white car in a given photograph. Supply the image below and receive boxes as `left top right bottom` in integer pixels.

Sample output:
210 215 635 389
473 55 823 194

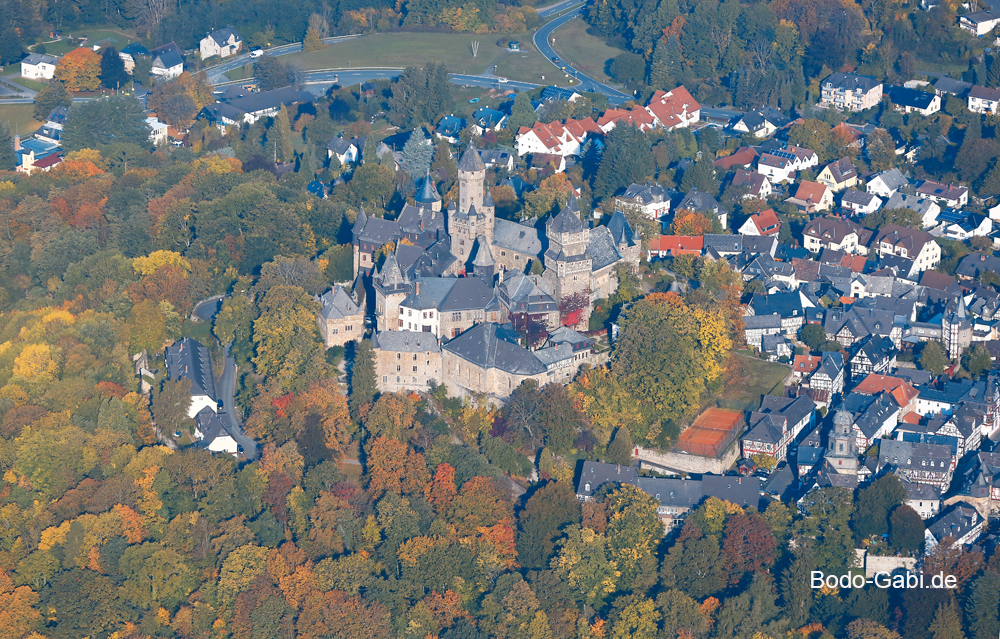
498 77 509 83
249 48 264 58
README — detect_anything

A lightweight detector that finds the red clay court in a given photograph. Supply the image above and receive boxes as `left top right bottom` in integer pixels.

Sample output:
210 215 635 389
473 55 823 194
675 408 744 457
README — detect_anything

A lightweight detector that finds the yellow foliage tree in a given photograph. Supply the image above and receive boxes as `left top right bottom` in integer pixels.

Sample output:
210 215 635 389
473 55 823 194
12 344 59 382
132 250 192 276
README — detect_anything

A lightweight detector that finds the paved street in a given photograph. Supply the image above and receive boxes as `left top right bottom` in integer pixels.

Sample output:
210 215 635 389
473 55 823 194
537 0 586 17
218 344 259 461
203 35 361 84
532 7 631 104
701 106 745 122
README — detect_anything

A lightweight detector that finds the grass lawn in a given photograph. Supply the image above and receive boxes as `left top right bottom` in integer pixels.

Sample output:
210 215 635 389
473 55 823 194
0 104 42 136
35 29 137 57
1 72 48 92
712 354 790 414
492 50 578 86
547 18 621 84
283 31 579 86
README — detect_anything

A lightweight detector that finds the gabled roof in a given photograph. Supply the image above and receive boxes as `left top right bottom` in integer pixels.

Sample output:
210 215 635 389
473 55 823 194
150 42 183 69
318 286 361 320
841 189 878 207
678 189 728 216
803 216 862 244
927 502 982 543
645 86 701 129
493 218 542 256
207 26 241 46
916 180 967 201
714 146 759 170
871 168 909 191
166 338 217 400
587 226 623 271
20 53 59 66
442 322 546 375
822 157 858 184
439 276 496 312
970 85 1000 102
372 331 441 353
793 181 830 204
649 235 703 254
746 208 780 235
227 86 313 116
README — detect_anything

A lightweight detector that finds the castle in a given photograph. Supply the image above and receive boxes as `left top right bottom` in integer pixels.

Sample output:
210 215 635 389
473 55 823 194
351 143 641 333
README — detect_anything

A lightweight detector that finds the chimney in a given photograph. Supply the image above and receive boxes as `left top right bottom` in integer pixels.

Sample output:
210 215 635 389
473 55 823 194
416 282 420 295
13 135 19 151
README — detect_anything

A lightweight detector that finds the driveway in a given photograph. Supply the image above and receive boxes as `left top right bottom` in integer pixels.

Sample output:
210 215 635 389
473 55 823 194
217 344 259 461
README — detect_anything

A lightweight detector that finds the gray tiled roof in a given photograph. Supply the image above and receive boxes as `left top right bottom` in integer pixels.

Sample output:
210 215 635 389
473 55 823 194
442 322 546 375
208 26 241 46
372 331 441 352
586 226 622 271
439 277 497 312
401 277 457 310
457 142 486 172
493 218 543 256
166 338 217 400
606 210 635 247
318 286 361 321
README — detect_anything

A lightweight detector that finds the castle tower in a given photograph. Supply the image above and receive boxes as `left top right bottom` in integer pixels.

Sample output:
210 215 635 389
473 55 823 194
373 251 411 332
542 195 592 328
825 410 858 474
457 142 486 214
415 170 442 213
480 187 496 243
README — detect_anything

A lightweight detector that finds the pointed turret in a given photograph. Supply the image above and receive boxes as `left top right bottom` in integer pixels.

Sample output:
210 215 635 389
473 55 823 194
483 187 494 208
472 236 495 276
548 199 585 235
377 250 408 289
566 191 580 212
958 295 967 321
468 203 478 220
351 207 368 241
415 170 442 206
457 141 485 172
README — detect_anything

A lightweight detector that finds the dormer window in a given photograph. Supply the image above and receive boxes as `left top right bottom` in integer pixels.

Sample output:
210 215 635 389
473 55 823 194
584 483 591 492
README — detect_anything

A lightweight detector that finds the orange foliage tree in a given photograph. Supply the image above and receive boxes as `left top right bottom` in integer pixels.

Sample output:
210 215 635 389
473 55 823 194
671 209 715 236
364 436 430 498
55 48 102 91
424 463 457 514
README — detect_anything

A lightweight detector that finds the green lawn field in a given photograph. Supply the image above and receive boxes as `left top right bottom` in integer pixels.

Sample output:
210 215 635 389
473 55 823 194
547 18 621 84
35 29 137 57
282 31 578 86
0 104 43 137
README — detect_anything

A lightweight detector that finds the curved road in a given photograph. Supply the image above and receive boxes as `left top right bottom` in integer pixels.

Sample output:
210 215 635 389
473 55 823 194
533 7 630 104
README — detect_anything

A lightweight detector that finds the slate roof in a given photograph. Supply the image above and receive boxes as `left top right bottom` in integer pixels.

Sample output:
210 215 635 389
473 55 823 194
457 142 486 172
207 27 241 46
401 278 458 310
870 168 909 192
493 218 542 256
853 393 899 439
442 322 546 375
854 333 897 364
804 216 862 245
842 189 879 208
318 286 361 320
606 210 635 247
500 273 558 314
823 157 858 183
150 42 183 69
46 106 68 124
750 291 805 318
678 189 728 217
934 77 973 96
194 407 234 450
326 136 361 154
737 106 791 132
397 202 445 243
620 182 670 205
166 338 217 400
373 331 440 353
880 439 953 471
227 86 313 116
576 460 639 498
439 277 497 311
355 214 401 246
21 53 59 66
956 252 1000 279
744 314 782 330
927 502 983 543
586 226 623 271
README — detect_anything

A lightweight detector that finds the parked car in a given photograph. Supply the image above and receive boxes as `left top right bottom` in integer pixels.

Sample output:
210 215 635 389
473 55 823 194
498 77 508 83
468 97 480 103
